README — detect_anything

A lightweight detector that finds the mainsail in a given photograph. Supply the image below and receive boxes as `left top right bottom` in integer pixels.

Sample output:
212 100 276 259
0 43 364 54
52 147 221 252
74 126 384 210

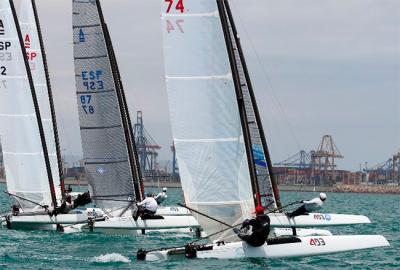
0 0 56 210
73 0 140 214
161 0 255 239
18 0 63 200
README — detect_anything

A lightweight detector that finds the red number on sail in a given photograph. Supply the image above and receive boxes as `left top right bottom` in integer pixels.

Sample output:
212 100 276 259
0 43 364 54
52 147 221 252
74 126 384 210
165 0 184 13
165 0 173 13
176 0 184 13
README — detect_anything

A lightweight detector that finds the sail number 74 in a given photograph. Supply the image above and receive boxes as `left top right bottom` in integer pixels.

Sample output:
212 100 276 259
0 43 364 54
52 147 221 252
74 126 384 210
165 0 184 13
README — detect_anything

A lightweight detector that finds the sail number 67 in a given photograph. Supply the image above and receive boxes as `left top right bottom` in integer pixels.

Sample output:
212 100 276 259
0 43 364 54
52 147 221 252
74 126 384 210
165 0 184 13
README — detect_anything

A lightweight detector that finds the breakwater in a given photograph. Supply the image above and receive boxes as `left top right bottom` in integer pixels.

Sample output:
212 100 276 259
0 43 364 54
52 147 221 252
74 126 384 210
1 178 399 194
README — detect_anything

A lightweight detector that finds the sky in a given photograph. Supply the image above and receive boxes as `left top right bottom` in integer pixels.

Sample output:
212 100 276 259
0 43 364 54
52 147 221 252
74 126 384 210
17 0 399 171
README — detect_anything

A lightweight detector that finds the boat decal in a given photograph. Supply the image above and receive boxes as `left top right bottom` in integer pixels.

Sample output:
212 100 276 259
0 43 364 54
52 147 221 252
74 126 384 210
313 214 331 221
309 238 326 246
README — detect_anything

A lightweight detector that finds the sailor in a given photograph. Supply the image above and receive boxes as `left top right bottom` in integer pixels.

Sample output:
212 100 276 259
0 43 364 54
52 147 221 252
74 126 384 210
155 187 168 205
233 205 270 247
11 204 20 216
133 193 158 220
287 192 327 218
50 191 92 216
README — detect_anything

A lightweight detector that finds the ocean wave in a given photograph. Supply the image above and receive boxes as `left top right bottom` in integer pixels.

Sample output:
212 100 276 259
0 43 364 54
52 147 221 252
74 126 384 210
92 253 131 263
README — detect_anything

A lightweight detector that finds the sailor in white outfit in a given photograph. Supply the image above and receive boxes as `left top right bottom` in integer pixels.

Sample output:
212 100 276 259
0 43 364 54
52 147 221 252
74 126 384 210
133 193 159 220
155 187 168 205
288 193 327 218
137 195 158 214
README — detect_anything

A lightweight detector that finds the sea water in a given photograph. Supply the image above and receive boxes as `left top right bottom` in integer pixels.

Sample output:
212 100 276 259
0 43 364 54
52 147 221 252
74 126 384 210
0 183 398 269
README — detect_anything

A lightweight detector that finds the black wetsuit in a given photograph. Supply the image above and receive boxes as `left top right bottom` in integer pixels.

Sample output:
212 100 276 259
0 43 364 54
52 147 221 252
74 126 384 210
237 214 271 247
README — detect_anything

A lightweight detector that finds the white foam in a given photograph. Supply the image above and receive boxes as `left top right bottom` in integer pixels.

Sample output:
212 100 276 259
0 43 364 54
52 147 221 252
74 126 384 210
92 253 131 263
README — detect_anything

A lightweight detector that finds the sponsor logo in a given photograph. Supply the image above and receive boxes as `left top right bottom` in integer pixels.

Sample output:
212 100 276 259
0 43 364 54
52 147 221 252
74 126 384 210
96 167 106 174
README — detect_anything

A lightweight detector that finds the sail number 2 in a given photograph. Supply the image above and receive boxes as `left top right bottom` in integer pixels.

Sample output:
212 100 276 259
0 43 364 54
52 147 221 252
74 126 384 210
309 238 326 246
165 0 185 13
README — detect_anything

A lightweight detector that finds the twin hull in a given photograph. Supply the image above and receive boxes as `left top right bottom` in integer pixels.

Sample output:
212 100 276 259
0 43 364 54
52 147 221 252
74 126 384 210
144 235 390 260
1 207 200 233
1 210 370 233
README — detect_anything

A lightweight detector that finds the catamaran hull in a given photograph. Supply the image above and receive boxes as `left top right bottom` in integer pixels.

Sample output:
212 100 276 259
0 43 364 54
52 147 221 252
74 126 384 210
143 235 389 261
156 206 191 216
71 215 200 234
271 228 332 237
269 213 371 227
0 208 104 230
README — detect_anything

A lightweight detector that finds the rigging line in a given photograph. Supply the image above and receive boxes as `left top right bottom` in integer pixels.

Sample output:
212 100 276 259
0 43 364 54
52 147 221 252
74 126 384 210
139 202 300 255
4 191 49 210
62 205 128 230
178 203 232 228
229 0 303 151
189 201 300 245
60 216 107 229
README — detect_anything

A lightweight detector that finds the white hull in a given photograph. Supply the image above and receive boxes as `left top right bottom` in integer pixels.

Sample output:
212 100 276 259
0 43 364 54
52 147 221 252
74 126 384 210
143 235 389 261
269 213 370 227
112 206 191 216
271 228 332 237
71 215 200 234
0 208 104 230
156 206 191 216
1 208 199 234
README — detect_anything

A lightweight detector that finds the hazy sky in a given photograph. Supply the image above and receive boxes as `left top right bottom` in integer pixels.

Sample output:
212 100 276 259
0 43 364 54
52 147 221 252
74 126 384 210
19 0 399 171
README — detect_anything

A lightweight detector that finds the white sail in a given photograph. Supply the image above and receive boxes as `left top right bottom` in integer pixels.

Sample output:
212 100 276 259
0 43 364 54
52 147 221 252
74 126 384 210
0 1 53 210
161 0 254 239
18 0 62 201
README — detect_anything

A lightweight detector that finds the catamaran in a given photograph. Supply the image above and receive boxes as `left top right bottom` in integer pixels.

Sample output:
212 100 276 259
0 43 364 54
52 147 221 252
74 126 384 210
0 0 98 231
138 0 389 260
70 0 199 234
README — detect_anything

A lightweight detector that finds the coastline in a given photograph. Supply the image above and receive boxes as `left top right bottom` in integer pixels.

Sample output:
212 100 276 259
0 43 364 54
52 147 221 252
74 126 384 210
1 178 398 194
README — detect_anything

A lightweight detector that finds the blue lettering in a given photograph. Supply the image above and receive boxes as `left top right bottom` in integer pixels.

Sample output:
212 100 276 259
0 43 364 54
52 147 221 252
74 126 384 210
79 29 85 42
81 71 88 80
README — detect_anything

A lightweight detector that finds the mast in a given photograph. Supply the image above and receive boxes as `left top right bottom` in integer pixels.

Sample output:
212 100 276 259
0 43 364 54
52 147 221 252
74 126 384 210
223 0 281 208
96 0 142 201
30 0 65 194
103 23 144 201
10 0 57 207
217 0 261 207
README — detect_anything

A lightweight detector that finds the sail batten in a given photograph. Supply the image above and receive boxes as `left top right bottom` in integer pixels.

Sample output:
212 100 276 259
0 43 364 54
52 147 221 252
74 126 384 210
0 0 57 210
18 0 63 202
161 0 255 240
73 0 138 215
